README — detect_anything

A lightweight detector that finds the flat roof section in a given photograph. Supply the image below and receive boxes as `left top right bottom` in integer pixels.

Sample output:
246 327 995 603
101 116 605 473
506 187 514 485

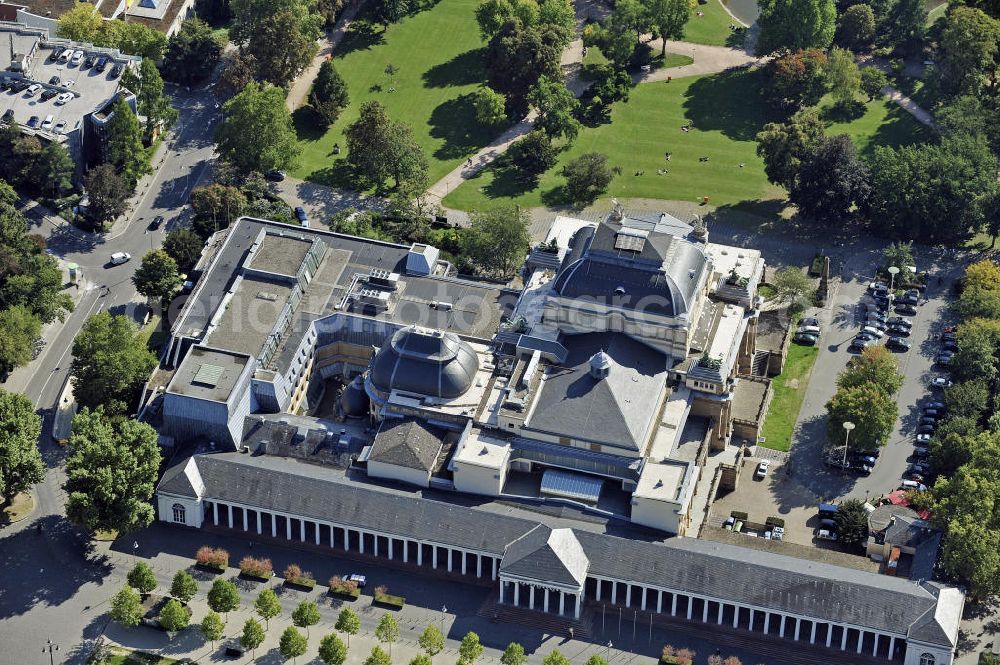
634 461 686 502
249 233 313 278
167 346 251 402
205 276 295 357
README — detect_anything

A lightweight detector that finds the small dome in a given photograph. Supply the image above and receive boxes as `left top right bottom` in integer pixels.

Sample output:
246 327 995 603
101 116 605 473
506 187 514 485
589 350 611 379
340 375 370 417
369 326 479 399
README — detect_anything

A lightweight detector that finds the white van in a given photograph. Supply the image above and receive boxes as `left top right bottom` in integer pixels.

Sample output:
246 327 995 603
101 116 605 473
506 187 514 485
900 480 927 491
41 114 53 130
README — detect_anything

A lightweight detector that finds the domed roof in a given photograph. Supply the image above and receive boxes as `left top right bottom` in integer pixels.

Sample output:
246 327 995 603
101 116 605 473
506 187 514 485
369 326 479 399
340 375 370 417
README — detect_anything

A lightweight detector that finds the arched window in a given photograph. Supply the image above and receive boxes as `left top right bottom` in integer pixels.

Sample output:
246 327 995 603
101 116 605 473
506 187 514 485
919 654 936 665
172 503 186 524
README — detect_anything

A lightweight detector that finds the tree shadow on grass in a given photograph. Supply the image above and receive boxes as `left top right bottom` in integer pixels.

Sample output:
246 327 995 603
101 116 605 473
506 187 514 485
334 18 386 57
708 198 786 232
862 106 931 157
292 106 329 143
480 163 541 200
428 94 496 161
305 159 365 191
421 48 486 88
682 67 776 142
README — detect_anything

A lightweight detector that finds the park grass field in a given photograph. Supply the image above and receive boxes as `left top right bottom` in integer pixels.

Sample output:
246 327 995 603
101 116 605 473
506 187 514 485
759 343 820 452
820 94 931 157
682 0 742 46
291 0 503 187
444 68 785 211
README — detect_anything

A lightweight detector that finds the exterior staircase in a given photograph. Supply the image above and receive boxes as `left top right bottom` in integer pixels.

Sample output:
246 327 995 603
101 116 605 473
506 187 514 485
476 590 595 641
750 350 770 377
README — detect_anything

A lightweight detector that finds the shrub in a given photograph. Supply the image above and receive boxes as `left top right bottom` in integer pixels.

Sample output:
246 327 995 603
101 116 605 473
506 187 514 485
195 546 229 569
730 511 748 521
284 563 316 588
329 576 360 597
375 584 388 596
239 556 273 579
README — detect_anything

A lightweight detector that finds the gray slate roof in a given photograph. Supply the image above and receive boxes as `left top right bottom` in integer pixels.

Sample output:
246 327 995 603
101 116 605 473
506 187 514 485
369 417 445 471
157 453 958 645
501 526 589 587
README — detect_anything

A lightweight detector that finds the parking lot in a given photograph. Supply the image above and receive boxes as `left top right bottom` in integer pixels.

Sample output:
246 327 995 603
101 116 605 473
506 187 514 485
707 245 962 549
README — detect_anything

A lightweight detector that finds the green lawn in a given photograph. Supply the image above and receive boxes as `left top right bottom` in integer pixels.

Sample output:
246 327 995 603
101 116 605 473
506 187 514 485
91 650 180 665
759 343 820 452
682 0 743 46
925 0 947 26
292 0 504 187
444 68 784 211
820 94 931 158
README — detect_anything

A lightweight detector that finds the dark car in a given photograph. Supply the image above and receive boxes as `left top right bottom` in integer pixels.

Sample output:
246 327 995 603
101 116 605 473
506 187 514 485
265 169 286 182
110 62 123 78
898 294 919 306
794 332 819 345
926 401 945 410
95 56 108 73
886 337 911 351
12 80 29 92
148 215 164 230
83 53 95 68
48 47 63 62
40 88 58 101
855 331 879 341
26 115 39 128
917 423 936 434
941 341 958 352
887 325 911 337
896 304 918 316
919 416 938 427
48 75 61 86
1 109 12 123
888 317 912 328
923 408 942 418
800 316 820 327
295 206 308 226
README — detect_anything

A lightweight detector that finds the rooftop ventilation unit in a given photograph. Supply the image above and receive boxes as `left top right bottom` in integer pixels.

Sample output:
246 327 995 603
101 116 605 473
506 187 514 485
357 288 390 310
430 301 453 311
368 269 400 290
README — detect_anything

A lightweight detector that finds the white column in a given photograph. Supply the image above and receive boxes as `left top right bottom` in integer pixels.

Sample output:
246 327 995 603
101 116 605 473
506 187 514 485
299 519 305 542
544 588 550 613
779 615 786 638
826 624 834 648
559 591 565 616
387 538 393 560
657 590 664 614
749 608 755 631
702 599 709 623
841 626 848 651
641 587 647 611
686 596 693 621
359 531 365 554
314 522 320 545
286 517 291 540
888 637 896 657
256 511 262 535
433 546 438 569
596 580 603 602
227 504 233 528
242 509 247 531
213 502 219 525
717 602 723 625
476 555 482 578
447 548 453 572
794 618 801 641
373 535 379 557
271 513 276 538
402 540 408 563
417 544 423 566
872 633 879 657
461 550 467 575
492 558 498 580
529 585 536 610
611 582 617 605
856 630 864 654
574 593 581 619
732 605 739 628
810 622 817 644
330 526 336 548
514 582 520 607
672 594 678 617
625 585 631 608
764 613 770 635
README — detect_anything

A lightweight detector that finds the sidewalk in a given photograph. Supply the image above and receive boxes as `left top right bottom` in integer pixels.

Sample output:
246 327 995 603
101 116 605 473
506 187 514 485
285 0 366 112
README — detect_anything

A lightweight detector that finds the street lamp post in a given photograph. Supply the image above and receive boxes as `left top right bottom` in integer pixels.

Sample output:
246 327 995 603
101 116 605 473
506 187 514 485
888 266 899 307
842 421 856 468
440 605 447 635
42 639 59 665
607 641 613 663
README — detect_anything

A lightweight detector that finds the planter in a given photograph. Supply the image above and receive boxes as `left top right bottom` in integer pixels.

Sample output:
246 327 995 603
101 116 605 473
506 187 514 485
373 591 405 609
808 255 825 277
284 577 317 591
239 571 272 583
195 562 226 574
328 585 361 600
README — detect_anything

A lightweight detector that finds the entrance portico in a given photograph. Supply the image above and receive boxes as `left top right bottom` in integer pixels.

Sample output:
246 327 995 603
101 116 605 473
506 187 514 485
497 527 588 620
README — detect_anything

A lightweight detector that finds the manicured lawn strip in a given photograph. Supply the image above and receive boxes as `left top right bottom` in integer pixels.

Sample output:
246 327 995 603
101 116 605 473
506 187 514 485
925 0 947 26
682 0 740 46
292 0 504 188
444 69 784 211
93 649 181 665
821 95 930 158
759 344 820 452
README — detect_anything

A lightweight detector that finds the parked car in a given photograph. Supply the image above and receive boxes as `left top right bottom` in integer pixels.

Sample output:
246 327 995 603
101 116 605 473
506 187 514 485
48 47 63 62
855 331 879 342
755 460 769 479
866 320 887 331
53 119 66 133
83 53 95 68
40 114 53 130
936 353 954 365
1 109 12 123
40 88 57 101
860 326 884 338
799 316 820 327
797 325 821 336
110 62 123 78
925 401 945 410
898 293 919 306
923 408 942 417
919 416 938 426
723 516 735 530
26 115 39 128
295 206 309 227
95 56 108 73
896 304 918 316
915 434 932 444
109 251 131 265
850 338 877 352
793 332 819 345
913 446 929 457
869 282 889 294
816 529 837 541
70 50 83 66
343 573 367 588
917 424 936 434
900 480 928 491
48 75 60 85
148 215 164 230
886 337 911 352
55 92 73 105
888 317 912 328
887 325 911 337
265 169 286 181
930 377 953 389
25 83 41 96
941 341 958 352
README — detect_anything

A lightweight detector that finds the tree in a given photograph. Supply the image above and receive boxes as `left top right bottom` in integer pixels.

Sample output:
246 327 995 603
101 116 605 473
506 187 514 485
97 21 168 60
201 611 225 648
771 267 814 308
755 109 825 190
790 134 870 222
418 625 445 658
471 87 509 126
32 143 75 198
240 617 266 656
825 47 861 107
561 152 613 203
162 18 222 85
859 66 888 101
83 165 130 226
207 578 241 620
410 657 433 665
64 409 161 533
222 51 259 96
538 0 576 45
586 656 608 665
57 4 102 42
249 9 319 88
756 0 836 54
500 643 527 665
310 60 350 126
486 19 563 118
190 183 247 237
336 607 361 646
542 651 571 665
255 588 282 629
110 586 143 627
159 598 190 633
937 7 1000 98
345 102 428 191
133 250 182 303
170 570 198 603
229 0 322 47
365 646 393 665
836 4 876 50
938 516 1000 599
216 82 300 174
834 498 869 549
373 0 414 26
280 626 309 663
943 380 990 421
647 0 691 53
837 346 903 395
957 261 1000 320
163 229 204 273
463 205 530 278
320 633 349 665
880 0 925 53
70 313 157 412
127 561 157 595
937 95 1000 155
459 632 484 665
376 614 400 655
506 131 557 183
104 97 148 189
0 390 43 506
826 384 897 450
122 59 177 142
764 49 829 111
866 135 997 243
0 306 41 371
292 600 321 637
475 0 540 40
527 76 580 141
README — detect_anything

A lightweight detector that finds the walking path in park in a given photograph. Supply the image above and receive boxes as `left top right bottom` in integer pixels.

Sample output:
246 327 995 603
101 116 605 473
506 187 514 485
881 86 935 127
286 0 365 112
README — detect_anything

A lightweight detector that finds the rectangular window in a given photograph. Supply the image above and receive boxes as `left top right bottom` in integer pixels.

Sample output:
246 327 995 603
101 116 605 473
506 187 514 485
590 443 601 452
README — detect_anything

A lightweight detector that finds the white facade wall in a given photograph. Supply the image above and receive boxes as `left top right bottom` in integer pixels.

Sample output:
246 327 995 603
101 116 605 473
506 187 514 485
367 460 431 488
453 457 508 496
157 493 203 528
630 495 682 534
904 643 951 665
